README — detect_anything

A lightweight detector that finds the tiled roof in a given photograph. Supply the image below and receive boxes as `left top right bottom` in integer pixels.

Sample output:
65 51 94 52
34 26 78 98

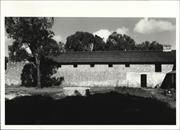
47 51 176 65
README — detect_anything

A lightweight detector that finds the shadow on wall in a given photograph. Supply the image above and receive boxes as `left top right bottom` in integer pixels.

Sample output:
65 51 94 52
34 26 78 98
161 70 176 89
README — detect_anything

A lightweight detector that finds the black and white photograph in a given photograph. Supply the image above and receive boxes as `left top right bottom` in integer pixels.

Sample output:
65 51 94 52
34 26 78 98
1 0 179 129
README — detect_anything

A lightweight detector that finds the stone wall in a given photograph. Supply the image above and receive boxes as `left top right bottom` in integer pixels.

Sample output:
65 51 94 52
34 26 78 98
126 72 166 88
6 62 173 87
6 62 25 86
54 64 173 87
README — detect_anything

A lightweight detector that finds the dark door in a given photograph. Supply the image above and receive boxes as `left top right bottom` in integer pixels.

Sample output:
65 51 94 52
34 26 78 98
141 74 147 88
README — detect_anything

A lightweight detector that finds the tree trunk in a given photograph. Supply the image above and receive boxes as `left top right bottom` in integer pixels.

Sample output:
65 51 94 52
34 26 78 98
35 55 41 88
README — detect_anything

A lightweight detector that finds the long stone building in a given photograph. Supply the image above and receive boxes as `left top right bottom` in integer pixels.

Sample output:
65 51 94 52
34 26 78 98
6 51 175 88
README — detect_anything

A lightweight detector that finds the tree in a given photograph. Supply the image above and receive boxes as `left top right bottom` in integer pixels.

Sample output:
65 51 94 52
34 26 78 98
106 32 136 51
58 41 66 53
149 41 163 51
93 35 106 51
135 41 151 51
21 56 64 87
20 39 63 88
8 41 30 62
21 57 64 87
135 41 163 51
65 31 95 51
5 17 58 88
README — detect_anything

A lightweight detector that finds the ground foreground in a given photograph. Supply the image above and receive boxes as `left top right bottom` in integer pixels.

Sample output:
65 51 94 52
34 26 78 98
5 86 176 125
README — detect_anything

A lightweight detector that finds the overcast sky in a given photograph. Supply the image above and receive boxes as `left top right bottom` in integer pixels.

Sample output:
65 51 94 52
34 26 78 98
5 17 176 56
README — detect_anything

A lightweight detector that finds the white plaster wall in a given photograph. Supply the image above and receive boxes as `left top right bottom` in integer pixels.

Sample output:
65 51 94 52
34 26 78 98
126 72 166 88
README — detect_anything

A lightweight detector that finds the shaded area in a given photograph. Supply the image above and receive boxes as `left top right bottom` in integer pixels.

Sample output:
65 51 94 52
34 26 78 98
161 70 176 89
6 91 175 125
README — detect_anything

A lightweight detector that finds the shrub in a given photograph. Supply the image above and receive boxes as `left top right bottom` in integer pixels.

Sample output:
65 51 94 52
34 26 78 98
21 63 37 87
21 58 64 87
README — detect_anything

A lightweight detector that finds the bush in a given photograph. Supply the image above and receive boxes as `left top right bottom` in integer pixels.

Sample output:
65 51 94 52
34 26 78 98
21 63 37 87
21 58 64 87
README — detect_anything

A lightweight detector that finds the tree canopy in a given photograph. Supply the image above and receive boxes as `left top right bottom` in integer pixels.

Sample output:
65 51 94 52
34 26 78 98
135 41 163 51
65 31 95 51
65 31 107 51
93 35 106 51
6 17 58 59
5 17 61 87
65 31 164 52
106 32 136 51
8 41 30 62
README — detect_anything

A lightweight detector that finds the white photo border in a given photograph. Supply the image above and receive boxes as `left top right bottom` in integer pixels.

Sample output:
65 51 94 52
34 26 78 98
1 0 179 129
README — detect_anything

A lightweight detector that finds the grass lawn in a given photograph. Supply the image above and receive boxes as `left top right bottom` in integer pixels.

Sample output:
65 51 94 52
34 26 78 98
5 85 65 99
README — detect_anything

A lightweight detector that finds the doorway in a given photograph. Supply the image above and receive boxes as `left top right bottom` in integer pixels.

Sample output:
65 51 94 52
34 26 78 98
141 74 147 88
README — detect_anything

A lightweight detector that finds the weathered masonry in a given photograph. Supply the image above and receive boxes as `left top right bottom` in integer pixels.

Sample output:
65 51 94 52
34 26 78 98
47 51 176 88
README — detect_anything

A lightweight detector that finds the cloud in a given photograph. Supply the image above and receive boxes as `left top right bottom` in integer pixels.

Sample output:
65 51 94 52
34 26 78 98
93 27 129 42
53 35 62 42
93 29 112 42
134 18 175 34
116 27 129 35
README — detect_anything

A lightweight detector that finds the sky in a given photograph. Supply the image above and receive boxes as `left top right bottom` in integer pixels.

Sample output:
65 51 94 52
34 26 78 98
5 17 176 56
